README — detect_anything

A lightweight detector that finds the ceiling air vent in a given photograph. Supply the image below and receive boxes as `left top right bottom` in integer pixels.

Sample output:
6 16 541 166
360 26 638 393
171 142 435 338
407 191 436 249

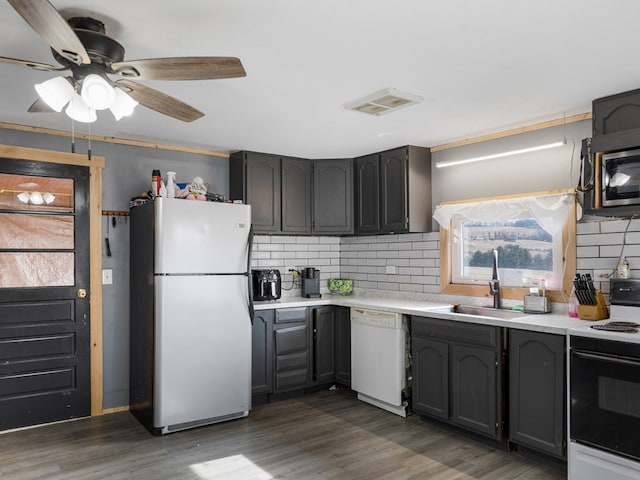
344 88 423 116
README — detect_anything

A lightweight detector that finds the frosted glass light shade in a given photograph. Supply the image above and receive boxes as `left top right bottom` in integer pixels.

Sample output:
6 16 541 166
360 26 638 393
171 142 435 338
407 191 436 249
34 76 74 112
29 192 44 205
109 87 138 120
17 192 30 203
42 193 56 204
65 93 97 123
81 74 115 110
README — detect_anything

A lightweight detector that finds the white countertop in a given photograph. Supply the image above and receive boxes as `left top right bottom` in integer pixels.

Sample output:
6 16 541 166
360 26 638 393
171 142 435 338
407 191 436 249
254 294 594 335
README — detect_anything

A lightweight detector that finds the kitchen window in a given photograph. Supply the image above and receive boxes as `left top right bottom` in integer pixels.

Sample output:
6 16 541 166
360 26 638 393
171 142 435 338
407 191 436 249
434 189 576 303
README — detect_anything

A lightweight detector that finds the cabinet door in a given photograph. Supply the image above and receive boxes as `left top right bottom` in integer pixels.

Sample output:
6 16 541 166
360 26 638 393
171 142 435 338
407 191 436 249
312 159 353 234
251 310 274 396
334 307 351 386
282 157 312 234
593 88 640 136
412 336 449 420
312 306 335 385
355 154 380 234
273 323 309 392
509 330 565 458
451 344 497 438
246 152 281 232
380 147 408 233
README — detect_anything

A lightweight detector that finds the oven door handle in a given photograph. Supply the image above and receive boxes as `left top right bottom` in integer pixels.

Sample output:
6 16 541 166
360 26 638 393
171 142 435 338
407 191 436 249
573 350 640 368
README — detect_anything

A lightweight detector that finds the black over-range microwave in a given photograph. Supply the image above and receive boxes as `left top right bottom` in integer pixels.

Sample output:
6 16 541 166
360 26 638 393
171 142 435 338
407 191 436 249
601 148 640 207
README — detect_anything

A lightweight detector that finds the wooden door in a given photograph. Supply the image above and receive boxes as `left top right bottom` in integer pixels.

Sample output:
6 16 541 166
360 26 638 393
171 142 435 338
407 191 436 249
312 159 353 234
0 158 90 431
412 336 449 419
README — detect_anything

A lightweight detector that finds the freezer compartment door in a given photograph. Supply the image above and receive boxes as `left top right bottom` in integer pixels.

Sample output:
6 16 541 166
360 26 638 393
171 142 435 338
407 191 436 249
155 198 251 274
154 275 251 430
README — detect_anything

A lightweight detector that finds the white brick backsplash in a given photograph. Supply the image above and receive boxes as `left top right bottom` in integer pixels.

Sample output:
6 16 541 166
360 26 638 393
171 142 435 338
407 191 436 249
577 222 600 234
576 233 624 246
252 218 633 301
576 246 599 257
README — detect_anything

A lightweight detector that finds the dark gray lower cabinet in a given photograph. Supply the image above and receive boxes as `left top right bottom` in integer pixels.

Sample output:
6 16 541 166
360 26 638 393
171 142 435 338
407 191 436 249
334 307 351 386
451 344 497 437
273 308 309 393
311 306 335 385
412 336 448 419
411 316 505 441
509 329 566 459
251 310 274 396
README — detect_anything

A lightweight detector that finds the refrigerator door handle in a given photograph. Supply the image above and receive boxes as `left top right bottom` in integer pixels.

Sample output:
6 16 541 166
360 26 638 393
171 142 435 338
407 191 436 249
247 224 254 324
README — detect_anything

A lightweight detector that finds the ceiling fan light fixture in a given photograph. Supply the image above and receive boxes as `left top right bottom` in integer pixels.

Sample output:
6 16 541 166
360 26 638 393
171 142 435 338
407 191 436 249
34 76 74 112
109 87 138 120
65 92 97 123
81 73 115 110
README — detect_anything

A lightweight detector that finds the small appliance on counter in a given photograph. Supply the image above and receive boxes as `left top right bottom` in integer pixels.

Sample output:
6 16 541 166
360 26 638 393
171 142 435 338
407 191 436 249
252 269 281 301
302 267 321 298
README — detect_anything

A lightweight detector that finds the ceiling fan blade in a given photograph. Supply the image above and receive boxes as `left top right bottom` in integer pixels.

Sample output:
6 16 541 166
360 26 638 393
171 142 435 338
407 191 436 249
27 97 55 112
115 79 204 122
7 0 90 65
0 55 58 71
111 57 246 81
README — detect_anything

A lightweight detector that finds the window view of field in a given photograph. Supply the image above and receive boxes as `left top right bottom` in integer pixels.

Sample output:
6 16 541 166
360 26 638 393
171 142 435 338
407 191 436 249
460 219 554 286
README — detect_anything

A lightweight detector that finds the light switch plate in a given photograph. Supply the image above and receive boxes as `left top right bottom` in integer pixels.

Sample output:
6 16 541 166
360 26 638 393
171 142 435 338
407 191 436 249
102 269 113 285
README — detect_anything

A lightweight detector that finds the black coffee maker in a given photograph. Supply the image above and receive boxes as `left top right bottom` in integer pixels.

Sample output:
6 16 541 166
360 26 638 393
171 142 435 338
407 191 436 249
252 269 281 301
301 267 321 298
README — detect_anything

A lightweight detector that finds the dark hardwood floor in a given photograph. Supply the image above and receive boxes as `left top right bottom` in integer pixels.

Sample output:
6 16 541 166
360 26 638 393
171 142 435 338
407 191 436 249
0 388 566 479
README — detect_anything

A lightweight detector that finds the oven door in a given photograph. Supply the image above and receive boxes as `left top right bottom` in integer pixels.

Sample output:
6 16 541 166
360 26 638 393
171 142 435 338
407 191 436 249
570 336 640 462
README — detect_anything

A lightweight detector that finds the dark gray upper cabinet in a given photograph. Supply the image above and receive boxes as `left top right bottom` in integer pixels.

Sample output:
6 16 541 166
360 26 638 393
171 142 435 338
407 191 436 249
355 146 432 234
229 151 281 233
312 159 353 234
282 157 312 234
509 330 566 459
593 88 640 137
355 154 380 234
251 310 274 397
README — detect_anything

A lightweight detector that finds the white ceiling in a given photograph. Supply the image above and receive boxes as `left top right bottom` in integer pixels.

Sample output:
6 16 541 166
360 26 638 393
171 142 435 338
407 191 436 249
1 0 640 159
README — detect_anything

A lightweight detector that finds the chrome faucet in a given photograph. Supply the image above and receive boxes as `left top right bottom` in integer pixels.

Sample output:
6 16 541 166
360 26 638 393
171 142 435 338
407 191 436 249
488 248 501 309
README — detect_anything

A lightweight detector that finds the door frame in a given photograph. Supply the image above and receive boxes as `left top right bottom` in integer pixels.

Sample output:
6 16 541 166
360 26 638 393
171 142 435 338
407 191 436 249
0 144 105 416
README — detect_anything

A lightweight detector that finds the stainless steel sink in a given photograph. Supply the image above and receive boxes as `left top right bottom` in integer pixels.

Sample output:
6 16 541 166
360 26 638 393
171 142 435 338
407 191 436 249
437 304 526 320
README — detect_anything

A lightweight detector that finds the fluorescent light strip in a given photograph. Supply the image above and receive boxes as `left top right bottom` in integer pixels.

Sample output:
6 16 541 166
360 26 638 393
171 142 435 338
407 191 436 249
435 140 566 168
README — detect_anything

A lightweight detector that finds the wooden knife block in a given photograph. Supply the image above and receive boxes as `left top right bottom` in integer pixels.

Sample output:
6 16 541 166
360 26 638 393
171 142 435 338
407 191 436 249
577 290 609 321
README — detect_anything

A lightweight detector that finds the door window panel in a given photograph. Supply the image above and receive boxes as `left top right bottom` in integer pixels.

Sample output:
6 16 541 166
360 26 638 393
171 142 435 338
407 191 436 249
0 252 74 288
0 173 73 212
0 213 74 249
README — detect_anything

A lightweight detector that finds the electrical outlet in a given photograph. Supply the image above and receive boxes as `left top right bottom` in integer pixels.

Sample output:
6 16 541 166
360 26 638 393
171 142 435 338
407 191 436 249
102 269 113 285
385 265 397 274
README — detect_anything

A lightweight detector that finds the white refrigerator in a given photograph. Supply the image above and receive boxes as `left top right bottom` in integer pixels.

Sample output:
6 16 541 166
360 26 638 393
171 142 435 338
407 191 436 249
130 197 253 435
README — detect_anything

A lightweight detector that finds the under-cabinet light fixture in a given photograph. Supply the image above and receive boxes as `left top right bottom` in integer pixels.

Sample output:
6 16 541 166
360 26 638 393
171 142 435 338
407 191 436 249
435 140 566 168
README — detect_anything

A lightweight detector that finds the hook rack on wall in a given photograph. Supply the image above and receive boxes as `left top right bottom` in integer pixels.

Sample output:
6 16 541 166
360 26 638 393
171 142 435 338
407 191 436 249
102 210 129 217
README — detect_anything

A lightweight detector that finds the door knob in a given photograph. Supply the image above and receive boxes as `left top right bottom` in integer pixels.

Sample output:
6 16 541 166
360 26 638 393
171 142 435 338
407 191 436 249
77 288 87 299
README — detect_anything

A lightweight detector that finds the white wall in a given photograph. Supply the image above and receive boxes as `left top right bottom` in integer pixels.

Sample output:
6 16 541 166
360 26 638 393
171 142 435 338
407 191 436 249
431 120 590 207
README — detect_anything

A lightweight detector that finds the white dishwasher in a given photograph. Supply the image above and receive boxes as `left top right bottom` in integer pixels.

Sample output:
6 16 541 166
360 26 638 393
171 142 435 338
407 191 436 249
351 308 408 417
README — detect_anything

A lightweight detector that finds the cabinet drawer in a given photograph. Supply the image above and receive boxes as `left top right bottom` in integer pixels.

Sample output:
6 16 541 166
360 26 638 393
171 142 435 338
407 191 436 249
411 316 498 348
275 351 308 372
274 323 308 355
275 307 307 323
275 369 308 392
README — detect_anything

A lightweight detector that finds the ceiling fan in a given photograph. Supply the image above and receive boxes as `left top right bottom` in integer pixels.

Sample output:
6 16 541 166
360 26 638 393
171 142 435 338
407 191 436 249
0 0 246 122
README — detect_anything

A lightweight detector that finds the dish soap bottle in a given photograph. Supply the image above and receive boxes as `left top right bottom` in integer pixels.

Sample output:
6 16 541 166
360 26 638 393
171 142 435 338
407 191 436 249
166 171 176 198
568 287 579 318
617 257 630 279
